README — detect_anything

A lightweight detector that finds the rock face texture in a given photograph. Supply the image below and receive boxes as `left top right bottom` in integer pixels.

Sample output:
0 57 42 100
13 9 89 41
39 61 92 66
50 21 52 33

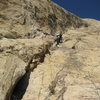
21 20 100 100
0 0 100 100
0 0 86 38
0 54 26 100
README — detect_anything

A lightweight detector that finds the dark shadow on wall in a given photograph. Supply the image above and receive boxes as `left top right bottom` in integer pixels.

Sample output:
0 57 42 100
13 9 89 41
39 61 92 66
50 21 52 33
10 71 31 100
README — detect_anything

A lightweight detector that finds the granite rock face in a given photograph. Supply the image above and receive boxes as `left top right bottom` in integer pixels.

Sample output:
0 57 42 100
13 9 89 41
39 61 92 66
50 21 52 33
0 0 100 100
21 20 100 100
0 0 86 38
0 54 26 100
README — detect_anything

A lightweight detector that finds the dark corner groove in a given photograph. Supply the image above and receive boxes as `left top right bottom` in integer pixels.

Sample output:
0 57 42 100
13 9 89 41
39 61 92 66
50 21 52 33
10 71 31 100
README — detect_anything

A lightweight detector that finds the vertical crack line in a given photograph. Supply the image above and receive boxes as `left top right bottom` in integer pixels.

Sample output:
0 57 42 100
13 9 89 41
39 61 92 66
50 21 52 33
57 87 67 100
48 66 65 95
38 72 44 100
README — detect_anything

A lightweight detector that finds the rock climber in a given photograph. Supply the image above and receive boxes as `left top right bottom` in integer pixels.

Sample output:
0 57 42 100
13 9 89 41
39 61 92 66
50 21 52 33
55 33 63 46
